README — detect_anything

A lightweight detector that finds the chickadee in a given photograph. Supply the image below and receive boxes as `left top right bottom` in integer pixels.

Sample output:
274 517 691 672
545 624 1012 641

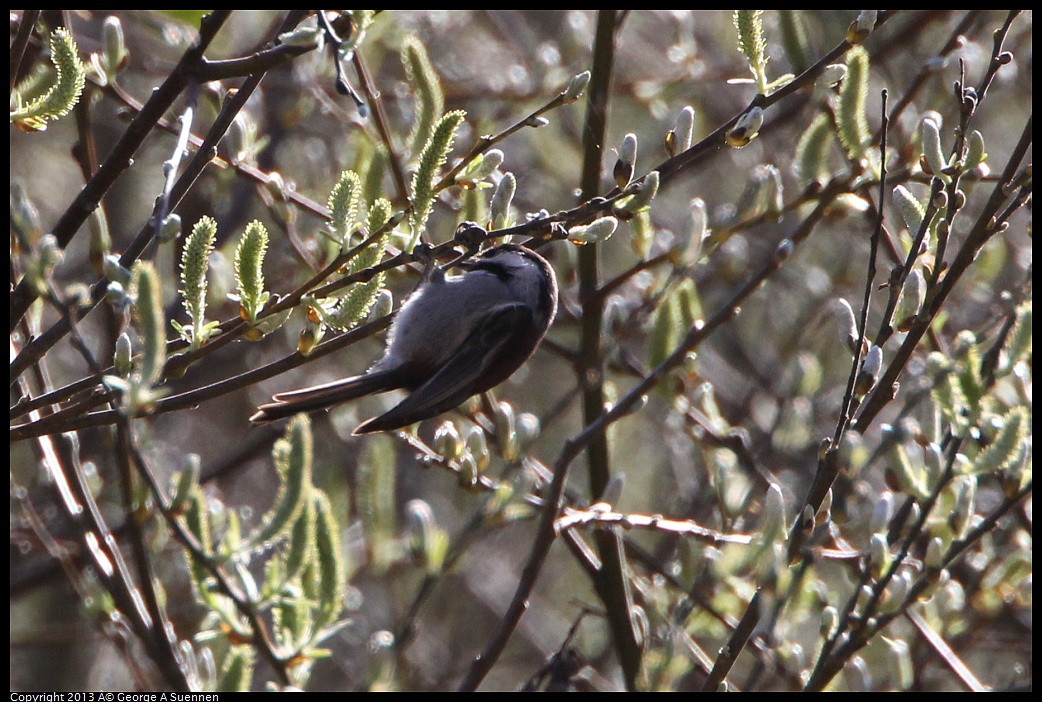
250 244 558 434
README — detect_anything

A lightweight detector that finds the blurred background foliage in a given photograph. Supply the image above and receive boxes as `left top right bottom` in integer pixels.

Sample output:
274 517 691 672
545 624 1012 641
10 10 1031 691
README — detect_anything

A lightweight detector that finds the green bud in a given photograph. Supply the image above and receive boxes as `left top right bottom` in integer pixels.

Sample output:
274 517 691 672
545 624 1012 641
964 129 986 170
762 483 787 544
114 331 133 378
494 401 518 461
869 491 894 535
410 110 466 243
515 412 540 449
920 117 947 177
671 198 708 267
725 107 763 147
235 220 270 325
169 454 201 514
614 133 637 188
87 209 112 273
820 605 839 637
405 498 436 564
455 149 504 188
266 171 288 202
948 477 976 539
130 261 166 390
845 656 872 692
278 25 323 49
37 234 64 272
157 213 181 244
869 533 891 579
673 105 695 154
833 298 860 355
838 429 865 475
817 63 847 89
456 452 478 487
368 289 393 321
618 171 659 213
99 16 127 83
855 345 882 395
105 280 129 310
490 172 517 229
568 216 618 244
893 270 925 332
883 570 911 613
925 536 945 569
885 637 914 690
11 28 85 131
297 319 323 356
562 70 591 102
433 421 463 461
892 185 926 234
923 442 945 491
465 426 490 473
846 10 877 44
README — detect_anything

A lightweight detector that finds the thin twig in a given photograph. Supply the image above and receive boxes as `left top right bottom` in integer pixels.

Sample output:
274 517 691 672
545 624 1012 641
555 508 754 546
59 288 293 687
906 608 988 692
9 10 234 332
351 52 410 203
10 10 42 89
854 114 1032 433
701 589 763 691
9 11 310 382
460 191 830 690
786 89 891 561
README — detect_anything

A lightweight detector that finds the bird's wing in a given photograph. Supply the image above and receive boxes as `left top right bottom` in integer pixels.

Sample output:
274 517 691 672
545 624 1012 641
353 302 533 434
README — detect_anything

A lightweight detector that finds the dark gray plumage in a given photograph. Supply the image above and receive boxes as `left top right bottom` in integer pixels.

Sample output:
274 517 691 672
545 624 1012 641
250 244 557 434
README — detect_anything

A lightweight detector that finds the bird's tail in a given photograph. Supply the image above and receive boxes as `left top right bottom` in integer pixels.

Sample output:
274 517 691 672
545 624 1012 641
249 371 401 425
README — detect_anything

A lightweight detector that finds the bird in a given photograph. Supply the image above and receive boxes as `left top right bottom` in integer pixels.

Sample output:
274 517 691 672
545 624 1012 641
250 243 558 434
